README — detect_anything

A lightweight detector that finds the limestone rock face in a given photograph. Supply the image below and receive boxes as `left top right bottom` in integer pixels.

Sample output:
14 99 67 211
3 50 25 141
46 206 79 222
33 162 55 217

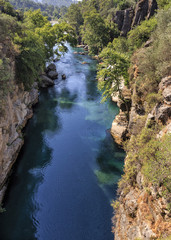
132 0 157 27
0 84 38 202
111 111 128 145
114 0 157 36
111 86 131 145
112 76 171 239
114 8 134 37
114 182 171 240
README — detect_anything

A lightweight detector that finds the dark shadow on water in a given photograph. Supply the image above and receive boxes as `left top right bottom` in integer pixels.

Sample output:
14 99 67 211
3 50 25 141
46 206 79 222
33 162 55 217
57 87 78 109
95 131 125 186
0 87 62 240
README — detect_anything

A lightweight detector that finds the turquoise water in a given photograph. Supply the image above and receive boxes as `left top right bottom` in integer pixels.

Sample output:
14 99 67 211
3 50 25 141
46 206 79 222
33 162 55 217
0 46 125 240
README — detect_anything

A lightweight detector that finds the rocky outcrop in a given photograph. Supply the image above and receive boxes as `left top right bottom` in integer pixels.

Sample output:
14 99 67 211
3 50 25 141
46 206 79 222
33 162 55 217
114 8 134 37
132 0 158 27
112 75 171 239
111 111 128 145
114 0 157 36
0 83 38 203
114 180 171 239
111 86 131 145
39 63 58 88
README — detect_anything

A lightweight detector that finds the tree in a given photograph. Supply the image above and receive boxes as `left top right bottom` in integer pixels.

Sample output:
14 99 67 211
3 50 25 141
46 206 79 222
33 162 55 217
81 11 110 54
97 48 129 104
64 4 83 37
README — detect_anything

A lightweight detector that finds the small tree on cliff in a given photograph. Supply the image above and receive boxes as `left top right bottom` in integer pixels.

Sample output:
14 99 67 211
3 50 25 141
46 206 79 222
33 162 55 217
97 47 130 116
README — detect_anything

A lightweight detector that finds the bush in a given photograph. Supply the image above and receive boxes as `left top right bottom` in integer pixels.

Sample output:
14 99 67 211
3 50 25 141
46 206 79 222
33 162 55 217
128 17 157 50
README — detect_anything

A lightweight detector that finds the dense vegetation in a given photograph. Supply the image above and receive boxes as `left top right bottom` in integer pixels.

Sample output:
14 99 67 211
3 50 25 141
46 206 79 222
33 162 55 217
41 0 73 7
0 0 76 96
9 0 68 20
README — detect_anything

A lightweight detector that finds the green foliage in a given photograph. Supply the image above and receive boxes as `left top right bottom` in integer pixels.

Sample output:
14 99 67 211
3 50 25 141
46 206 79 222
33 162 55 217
9 0 69 20
15 30 46 89
0 13 20 42
81 11 110 54
0 2 77 90
14 10 76 89
111 200 120 210
0 0 17 17
64 4 83 35
156 0 171 9
146 92 163 111
42 0 72 7
97 48 129 102
142 133 171 193
136 8 171 85
128 17 157 50
119 126 171 200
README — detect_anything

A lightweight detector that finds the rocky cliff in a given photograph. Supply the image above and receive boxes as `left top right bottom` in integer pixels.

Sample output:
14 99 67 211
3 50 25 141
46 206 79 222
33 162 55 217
0 39 39 204
0 82 38 204
114 0 157 36
111 70 171 238
0 42 59 204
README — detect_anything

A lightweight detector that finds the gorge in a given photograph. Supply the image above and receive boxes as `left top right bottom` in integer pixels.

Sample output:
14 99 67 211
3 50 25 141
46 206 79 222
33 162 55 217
0 45 125 239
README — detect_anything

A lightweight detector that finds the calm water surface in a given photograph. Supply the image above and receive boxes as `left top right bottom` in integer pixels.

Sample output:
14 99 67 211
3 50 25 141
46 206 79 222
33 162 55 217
0 46 125 240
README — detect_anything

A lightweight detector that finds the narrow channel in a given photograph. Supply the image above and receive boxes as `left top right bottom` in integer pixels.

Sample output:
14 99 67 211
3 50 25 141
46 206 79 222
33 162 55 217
0 45 125 240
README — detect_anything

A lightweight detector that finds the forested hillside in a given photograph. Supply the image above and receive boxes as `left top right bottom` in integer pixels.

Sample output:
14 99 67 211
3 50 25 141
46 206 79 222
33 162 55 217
9 0 68 19
41 0 73 7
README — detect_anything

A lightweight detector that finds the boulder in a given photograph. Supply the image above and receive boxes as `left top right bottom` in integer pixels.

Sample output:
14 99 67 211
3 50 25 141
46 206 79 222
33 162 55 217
47 71 58 80
39 75 54 88
46 63 56 72
62 74 66 80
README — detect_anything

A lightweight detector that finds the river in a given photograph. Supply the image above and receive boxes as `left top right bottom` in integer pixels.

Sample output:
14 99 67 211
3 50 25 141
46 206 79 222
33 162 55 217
0 45 124 240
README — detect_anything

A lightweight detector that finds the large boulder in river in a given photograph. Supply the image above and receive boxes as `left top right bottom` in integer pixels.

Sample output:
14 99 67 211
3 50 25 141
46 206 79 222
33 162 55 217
39 74 55 88
46 63 56 72
47 71 58 80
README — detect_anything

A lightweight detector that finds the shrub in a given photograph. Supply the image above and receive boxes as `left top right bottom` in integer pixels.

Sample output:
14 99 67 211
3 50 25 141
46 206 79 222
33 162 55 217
128 17 157 50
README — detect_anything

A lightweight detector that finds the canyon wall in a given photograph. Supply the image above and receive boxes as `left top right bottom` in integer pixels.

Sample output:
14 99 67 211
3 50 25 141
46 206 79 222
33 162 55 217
111 73 171 239
0 41 39 203
113 0 157 36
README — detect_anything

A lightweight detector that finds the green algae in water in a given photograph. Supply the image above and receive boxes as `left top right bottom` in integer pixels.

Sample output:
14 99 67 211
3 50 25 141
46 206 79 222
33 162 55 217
95 170 121 185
